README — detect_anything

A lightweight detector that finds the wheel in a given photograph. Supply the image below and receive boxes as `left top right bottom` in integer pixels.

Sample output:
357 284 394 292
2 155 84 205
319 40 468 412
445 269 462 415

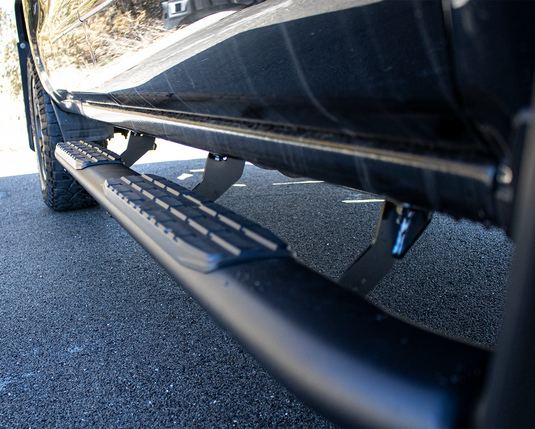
27 58 102 210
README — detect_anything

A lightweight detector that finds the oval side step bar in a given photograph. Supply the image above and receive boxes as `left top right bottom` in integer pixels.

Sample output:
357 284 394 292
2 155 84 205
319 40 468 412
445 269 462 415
55 140 489 428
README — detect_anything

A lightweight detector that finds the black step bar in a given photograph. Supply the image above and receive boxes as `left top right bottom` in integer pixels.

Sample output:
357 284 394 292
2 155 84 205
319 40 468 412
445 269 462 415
55 140 489 428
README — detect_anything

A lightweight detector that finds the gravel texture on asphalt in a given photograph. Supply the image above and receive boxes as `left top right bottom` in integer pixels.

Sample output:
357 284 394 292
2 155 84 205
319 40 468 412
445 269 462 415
0 156 513 427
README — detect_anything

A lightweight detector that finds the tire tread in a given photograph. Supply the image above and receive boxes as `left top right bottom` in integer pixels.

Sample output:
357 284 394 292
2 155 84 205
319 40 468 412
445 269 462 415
28 58 106 211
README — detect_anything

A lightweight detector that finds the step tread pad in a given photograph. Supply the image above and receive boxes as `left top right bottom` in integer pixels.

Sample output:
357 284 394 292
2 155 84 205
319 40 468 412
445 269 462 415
104 174 292 272
56 141 123 170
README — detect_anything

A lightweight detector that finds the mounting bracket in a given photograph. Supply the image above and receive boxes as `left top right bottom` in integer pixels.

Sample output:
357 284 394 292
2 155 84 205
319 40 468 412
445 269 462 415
120 133 156 167
339 201 432 295
193 153 245 201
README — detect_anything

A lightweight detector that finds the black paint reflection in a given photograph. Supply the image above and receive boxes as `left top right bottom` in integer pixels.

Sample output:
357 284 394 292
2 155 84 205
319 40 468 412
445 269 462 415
162 0 263 29
37 0 97 92
84 1 165 68
98 1 473 145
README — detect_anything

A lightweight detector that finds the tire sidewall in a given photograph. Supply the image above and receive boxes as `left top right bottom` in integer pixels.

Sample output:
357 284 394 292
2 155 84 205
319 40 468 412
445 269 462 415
26 58 98 211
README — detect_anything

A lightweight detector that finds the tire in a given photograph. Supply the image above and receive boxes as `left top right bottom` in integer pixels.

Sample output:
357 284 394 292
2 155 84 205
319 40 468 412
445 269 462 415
27 58 103 211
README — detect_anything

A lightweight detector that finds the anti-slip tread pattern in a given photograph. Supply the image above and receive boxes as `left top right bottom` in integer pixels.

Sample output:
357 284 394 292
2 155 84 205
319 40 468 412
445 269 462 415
56 141 123 170
104 174 291 272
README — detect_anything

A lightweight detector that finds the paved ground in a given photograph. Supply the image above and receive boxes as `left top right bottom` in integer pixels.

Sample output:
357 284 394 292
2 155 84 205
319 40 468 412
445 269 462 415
0 122 514 427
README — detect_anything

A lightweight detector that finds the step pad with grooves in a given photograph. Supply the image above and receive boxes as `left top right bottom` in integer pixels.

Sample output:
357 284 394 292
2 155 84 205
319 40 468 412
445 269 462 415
56 140 123 170
104 174 293 272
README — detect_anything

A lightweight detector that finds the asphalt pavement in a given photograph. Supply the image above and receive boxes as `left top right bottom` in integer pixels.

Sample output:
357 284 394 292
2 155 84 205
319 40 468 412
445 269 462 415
0 141 514 427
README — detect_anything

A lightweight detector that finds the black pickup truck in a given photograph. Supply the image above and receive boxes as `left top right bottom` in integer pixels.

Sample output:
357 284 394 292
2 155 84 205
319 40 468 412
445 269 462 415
15 0 535 426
